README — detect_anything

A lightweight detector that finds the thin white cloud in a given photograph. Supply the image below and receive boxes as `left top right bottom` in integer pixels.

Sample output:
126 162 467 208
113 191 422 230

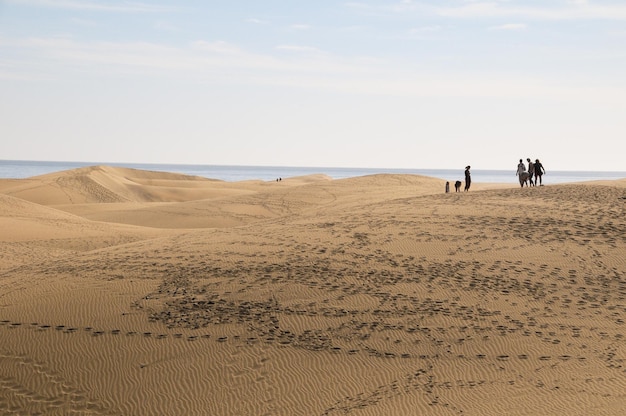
409 25 442 33
246 18 270 25
154 21 180 32
407 25 443 36
289 24 312 30
3 37 195 75
488 23 527 31
347 1 626 21
192 40 244 55
348 1 428 15
69 17 99 27
2 35 624 105
5 0 175 13
435 1 626 20
275 45 323 54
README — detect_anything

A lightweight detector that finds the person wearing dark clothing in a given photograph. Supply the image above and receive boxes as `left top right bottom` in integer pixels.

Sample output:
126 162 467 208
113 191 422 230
464 166 471 191
534 159 545 186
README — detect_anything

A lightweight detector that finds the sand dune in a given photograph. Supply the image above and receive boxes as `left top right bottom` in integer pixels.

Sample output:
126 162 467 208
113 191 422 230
1 166 624 415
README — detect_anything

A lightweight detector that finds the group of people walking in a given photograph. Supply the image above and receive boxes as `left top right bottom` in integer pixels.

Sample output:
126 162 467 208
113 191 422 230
445 160 545 193
516 158 545 187
445 165 472 193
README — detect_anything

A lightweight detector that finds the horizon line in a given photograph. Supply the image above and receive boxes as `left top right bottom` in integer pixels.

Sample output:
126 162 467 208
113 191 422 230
1 159 626 174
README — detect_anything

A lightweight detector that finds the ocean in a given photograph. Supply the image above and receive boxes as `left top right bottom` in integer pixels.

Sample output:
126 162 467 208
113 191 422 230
1 160 624 184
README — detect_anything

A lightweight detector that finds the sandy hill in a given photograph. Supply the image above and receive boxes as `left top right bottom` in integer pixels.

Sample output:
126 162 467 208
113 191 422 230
1 167 624 415
0 165 251 205
63 173 445 229
0 192 167 272
1 167 447 229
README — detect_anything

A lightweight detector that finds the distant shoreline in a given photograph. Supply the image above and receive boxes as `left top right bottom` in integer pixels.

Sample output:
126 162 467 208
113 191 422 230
1 159 625 184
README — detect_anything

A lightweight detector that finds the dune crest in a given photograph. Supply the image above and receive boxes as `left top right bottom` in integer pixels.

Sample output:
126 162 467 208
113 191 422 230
2 165 223 205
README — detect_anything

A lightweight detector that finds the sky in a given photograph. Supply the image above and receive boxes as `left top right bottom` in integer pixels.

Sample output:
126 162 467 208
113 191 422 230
1 0 625 171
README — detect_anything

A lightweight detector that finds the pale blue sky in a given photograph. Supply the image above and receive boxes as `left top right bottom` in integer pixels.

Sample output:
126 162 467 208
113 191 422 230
1 1 625 170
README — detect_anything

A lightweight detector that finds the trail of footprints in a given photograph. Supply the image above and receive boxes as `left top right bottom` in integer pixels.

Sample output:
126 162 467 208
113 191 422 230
0 318 605 365
4 313 614 416
0 319 210 343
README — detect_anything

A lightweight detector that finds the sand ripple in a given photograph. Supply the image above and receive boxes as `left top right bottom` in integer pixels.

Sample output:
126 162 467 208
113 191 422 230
1 169 625 415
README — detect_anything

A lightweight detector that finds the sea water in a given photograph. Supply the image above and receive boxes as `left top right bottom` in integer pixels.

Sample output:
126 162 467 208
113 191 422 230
0 160 624 184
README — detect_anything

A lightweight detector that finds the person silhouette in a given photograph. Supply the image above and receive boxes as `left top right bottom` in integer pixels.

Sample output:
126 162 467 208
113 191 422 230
464 166 471 191
534 159 545 186
526 158 535 186
516 159 526 175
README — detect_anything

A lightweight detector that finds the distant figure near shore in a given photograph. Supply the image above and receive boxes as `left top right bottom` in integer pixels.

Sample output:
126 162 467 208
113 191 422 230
534 159 545 186
464 166 471 191
526 158 535 186
445 181 450 193
516 159 526 176
516 159 530 187
455 181 462 192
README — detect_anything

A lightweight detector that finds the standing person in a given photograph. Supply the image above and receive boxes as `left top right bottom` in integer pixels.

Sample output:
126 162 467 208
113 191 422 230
464 166 471 191
516 159 527 187
526 158 535 186
534 159 545 186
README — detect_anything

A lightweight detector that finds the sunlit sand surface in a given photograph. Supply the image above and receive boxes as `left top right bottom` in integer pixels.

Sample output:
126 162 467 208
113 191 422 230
1 166 625 415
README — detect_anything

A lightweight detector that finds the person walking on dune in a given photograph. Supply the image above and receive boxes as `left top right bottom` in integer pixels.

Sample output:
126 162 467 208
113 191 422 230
464 166 471 191
534 159 545 186
516 159 529 187
526 158 535 186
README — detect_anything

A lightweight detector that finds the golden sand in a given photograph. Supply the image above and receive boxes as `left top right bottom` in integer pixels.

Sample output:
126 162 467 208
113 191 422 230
1 166 625 415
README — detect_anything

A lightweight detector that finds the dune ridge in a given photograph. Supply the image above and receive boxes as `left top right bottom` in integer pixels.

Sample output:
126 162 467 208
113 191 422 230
1 166 624 415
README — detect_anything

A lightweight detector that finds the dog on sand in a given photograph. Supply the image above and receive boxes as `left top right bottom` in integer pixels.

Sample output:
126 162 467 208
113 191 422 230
518 171 530 187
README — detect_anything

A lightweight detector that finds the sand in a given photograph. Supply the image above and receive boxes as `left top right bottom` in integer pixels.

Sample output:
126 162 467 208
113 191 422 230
1 165 625 415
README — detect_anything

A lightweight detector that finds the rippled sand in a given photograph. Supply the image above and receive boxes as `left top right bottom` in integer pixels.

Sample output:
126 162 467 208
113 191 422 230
1 166 625 415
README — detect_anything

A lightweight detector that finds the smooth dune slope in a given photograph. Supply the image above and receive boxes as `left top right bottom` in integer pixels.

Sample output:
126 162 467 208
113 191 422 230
0 165 246 205
1 166 624 415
